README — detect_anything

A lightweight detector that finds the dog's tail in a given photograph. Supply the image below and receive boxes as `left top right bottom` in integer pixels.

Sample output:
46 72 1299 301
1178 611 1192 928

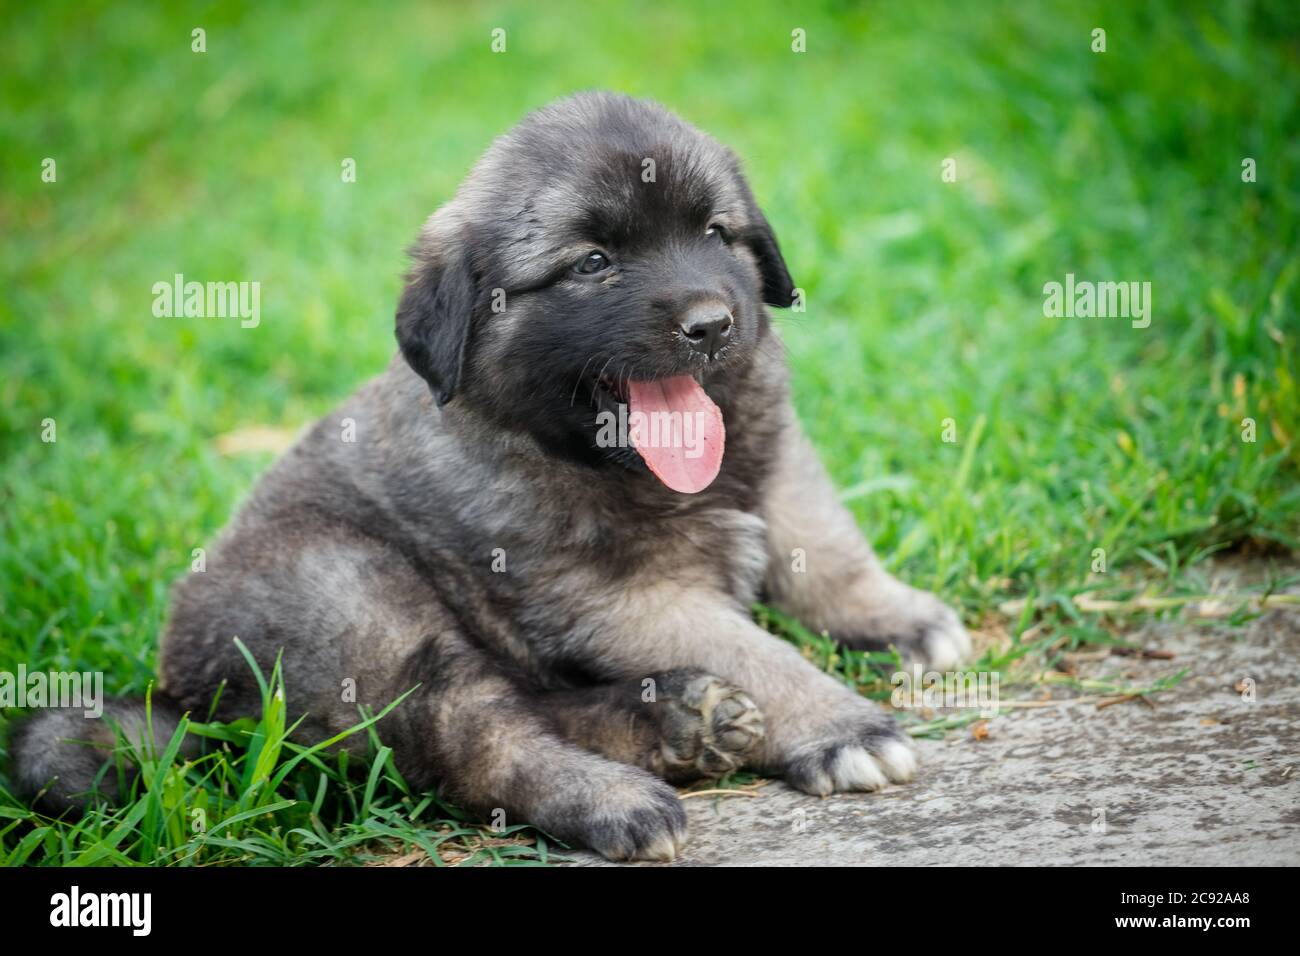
9 694 191 813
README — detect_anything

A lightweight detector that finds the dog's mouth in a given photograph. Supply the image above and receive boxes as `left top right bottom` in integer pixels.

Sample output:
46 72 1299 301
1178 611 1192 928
589 371 725 494
593 373 629 407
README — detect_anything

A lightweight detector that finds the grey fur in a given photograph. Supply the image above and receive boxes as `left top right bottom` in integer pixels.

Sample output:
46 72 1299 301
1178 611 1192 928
10 698 190 808
11 92 968 860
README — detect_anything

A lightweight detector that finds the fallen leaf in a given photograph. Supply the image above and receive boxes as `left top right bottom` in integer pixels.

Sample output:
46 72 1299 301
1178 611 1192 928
215 424 300 456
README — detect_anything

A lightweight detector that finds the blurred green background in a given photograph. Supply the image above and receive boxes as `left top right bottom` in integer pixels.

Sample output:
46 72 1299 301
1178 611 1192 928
1 0 1298 826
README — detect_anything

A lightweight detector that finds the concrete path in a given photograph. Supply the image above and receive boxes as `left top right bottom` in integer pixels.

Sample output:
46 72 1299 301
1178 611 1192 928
565 589 1300 866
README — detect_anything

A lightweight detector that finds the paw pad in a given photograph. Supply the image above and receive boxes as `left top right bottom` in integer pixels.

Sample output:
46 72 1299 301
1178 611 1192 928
661 675 765 780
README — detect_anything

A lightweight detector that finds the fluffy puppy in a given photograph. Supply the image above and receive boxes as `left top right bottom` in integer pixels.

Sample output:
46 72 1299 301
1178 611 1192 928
12 92 969 861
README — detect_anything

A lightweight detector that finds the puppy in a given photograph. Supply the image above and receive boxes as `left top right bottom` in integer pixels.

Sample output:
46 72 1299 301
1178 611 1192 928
13 92 969 861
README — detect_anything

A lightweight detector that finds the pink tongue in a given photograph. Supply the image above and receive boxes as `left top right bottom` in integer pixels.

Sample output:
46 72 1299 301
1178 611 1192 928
625 376 725 494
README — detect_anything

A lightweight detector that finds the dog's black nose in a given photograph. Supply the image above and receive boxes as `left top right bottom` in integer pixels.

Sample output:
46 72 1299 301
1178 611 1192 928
679 304 733 359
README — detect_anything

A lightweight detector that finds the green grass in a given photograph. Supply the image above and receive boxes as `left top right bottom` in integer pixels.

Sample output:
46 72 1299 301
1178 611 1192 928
2 0 1297 865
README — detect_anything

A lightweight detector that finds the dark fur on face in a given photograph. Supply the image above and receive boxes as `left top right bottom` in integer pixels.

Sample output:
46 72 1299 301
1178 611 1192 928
11 93 969 862
396 93 795 468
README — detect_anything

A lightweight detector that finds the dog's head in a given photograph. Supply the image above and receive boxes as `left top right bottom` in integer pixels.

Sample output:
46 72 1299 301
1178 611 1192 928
396 92 795 493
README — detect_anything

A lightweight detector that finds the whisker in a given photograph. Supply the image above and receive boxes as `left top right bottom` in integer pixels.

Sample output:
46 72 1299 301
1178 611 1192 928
589 355 616 405
570 353 599 408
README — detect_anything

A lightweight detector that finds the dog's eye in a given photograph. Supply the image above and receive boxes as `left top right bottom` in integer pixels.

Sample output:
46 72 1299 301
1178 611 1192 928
705 224 729 243
574 250 612 275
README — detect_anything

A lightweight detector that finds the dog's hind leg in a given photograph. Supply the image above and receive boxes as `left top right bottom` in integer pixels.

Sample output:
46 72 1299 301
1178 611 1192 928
161 526 688 861
537 669 766 784
389 635 691 860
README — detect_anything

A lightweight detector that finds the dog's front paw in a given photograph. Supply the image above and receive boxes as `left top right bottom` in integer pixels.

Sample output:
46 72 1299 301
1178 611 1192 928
548 765 689 862
835 580 971 670
782 713 917 797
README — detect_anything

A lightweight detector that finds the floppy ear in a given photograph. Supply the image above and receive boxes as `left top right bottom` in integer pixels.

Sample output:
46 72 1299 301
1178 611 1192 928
741 208 796 308
395 239 478 406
